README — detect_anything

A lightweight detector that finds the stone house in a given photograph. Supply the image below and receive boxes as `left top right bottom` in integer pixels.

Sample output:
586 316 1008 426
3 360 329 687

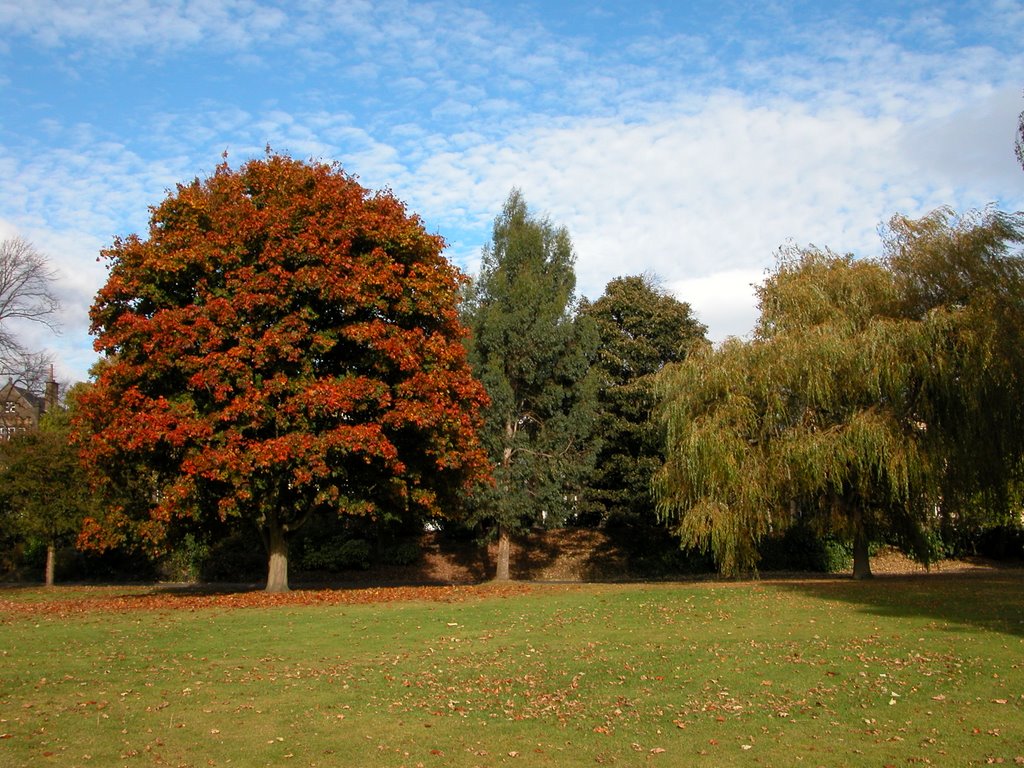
0 377 59 440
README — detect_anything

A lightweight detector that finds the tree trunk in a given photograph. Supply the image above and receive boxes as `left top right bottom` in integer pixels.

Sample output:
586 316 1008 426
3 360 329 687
493 419 516 582
265 517 290 593
495 526 511 581
851 506 872 580
45 543 56 587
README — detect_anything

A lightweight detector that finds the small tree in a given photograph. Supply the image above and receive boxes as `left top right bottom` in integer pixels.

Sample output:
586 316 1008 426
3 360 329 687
462 190 598 580
76 152 491 592
0 401 92 586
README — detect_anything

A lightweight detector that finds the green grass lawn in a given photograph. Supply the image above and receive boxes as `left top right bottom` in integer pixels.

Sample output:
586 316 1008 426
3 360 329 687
1 572 1023 767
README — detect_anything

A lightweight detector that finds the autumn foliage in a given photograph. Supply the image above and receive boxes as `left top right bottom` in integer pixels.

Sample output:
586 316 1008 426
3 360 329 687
75 152 491 591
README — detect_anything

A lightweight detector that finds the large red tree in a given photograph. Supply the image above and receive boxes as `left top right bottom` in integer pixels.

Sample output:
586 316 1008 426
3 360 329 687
76 152 491 591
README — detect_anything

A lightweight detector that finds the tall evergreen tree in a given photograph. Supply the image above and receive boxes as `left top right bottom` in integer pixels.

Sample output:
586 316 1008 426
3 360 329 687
462 190 598 580
580 275 706 530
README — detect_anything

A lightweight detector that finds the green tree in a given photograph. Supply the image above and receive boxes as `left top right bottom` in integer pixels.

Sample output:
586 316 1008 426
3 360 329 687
579 275 706 530
462 190 598 580
76 152 491 592
885 208 1024 535
0 391 93 586
655 208 1024 578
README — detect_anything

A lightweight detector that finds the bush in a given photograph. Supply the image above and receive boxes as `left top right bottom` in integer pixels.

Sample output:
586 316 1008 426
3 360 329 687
201 528 266 582
759 525 851 573
52 545 159 583
301 537 372 571
379 540 422 566
161 534 210 582
620 524 716 577
820 538 853 573
976 525 1024 561
629 545 715 577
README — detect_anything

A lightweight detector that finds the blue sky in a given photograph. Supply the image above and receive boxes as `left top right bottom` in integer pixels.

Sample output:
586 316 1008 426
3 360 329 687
2 0 1022 383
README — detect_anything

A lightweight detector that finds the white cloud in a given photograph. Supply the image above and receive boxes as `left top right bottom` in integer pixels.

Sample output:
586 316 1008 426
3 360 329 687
899 85 1024 198
670 268 765 342
3 1 1023 383
0 0 287 54
396 94 911 289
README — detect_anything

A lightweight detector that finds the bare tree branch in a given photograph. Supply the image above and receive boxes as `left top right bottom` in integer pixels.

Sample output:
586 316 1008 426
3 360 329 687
0 237 61 376
0 348 56 394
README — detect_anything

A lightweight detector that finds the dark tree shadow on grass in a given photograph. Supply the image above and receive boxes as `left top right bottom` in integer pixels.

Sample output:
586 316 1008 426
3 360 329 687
769 568 1024 639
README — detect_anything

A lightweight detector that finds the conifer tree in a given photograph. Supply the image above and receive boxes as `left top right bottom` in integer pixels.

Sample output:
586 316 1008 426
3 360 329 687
462 190 598 579
580 275 705 530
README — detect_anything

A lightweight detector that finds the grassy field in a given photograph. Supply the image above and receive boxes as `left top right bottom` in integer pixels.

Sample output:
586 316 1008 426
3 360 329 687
1 572 1022 767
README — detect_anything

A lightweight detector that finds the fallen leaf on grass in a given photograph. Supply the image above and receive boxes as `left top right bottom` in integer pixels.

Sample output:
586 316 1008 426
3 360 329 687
0 583 536 616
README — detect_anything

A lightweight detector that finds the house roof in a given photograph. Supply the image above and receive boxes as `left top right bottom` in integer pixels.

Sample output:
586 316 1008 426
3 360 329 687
0 379 46 413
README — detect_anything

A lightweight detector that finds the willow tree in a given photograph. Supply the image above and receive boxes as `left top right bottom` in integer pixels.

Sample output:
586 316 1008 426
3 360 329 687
462 190 598 580
656 208 1024 578
886 208 1024 532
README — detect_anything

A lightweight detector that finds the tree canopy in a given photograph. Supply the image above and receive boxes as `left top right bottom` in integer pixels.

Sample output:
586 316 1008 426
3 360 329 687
462 189 598 579
580 275 706 529
655 208 1024 578
76 152 491 591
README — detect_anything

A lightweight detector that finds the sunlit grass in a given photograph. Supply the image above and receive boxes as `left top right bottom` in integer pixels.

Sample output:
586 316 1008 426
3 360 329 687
1 573 1022 767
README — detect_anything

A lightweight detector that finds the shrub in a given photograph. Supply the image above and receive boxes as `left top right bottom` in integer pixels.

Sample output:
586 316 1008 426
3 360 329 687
301 537 372 571
630 547 715 577
759 525 851 573
976 525 1024 561
200 528 266 582
161 534 210 582
820 538 853 573
379 540 422 566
